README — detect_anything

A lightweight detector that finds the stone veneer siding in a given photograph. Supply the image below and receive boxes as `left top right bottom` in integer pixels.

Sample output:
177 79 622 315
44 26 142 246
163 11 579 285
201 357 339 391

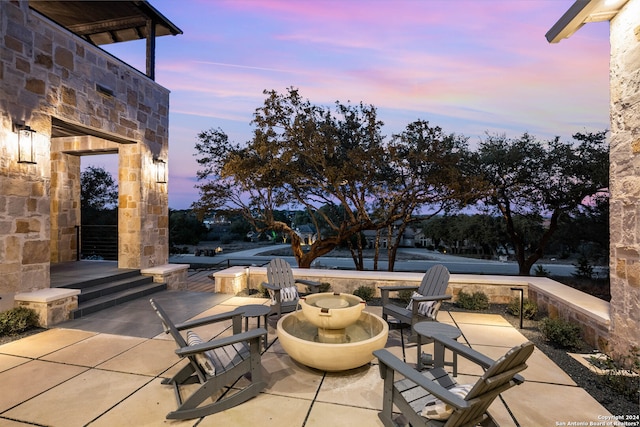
0 2 170 294
608 0 640 362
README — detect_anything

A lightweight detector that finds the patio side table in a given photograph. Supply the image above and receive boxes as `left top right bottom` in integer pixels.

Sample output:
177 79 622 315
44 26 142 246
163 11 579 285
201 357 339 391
413 322 462 375
241 304 270 351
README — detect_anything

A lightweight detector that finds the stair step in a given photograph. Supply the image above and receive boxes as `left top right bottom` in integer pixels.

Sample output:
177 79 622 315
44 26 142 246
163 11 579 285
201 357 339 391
63 269 142 290
72 282 166 319
77 276 154 303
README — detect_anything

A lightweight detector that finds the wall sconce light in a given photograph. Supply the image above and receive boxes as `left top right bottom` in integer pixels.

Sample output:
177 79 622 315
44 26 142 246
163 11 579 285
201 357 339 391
153 156 167 183
14 122 36 164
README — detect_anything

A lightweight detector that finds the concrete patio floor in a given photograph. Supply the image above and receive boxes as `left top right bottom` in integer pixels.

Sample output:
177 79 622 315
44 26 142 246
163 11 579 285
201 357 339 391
0 290 611 427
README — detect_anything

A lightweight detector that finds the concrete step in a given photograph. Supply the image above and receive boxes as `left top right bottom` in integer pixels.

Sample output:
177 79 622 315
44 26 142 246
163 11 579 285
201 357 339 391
72 282 166 319
61 269 142 290
77 276 155 303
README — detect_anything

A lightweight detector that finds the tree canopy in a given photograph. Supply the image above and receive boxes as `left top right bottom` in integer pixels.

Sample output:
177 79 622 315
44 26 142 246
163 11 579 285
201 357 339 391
80 166 118 229
81 165 118 212
193 88 472 268
469 131 609 275
192 88 608 274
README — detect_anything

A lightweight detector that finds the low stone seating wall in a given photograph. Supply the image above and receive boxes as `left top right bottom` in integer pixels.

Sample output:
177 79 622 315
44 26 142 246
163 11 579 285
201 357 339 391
213 266 611 351
14 288 81 327
141 264 189 291
526 276 610 351
213 266 528 302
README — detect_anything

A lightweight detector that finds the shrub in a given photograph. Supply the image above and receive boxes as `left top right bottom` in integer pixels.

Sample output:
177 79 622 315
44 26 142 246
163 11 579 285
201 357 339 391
257 283 271 298
456 290 489 310
590 347 640 402
397 289 414 304
314 282 332 293
353 286 374 302
0 307 40 336
533 264 550 277
539 317 582 350
573 254 594 279
507 297 538 319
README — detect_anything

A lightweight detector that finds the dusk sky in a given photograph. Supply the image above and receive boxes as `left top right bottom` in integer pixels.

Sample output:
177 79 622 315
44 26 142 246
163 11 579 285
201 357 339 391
91 0 611 210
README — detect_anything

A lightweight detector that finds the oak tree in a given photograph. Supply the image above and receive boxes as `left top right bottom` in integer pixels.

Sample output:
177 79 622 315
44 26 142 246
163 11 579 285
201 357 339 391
470 131 608 275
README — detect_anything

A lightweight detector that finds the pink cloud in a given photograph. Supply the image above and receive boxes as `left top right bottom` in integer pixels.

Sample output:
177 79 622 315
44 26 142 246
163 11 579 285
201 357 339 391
107 0 614 208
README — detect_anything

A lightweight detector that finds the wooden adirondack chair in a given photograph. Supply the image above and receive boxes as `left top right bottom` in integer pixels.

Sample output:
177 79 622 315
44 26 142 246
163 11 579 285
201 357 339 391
374 335 534 427
380 264 451 332
262 258 321 318
150 299 267 420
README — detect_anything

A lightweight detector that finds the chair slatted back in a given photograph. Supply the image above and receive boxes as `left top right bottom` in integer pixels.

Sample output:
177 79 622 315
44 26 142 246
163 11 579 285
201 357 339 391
267 258 296 289
447 341 534 427
150 299 209 381
417 264 450 297
150 298 188 348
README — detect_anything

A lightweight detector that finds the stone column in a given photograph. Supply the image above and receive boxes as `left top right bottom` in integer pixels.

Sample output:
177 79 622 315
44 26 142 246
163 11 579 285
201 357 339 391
118 143 142 269
118 142 168 270
608 0 640 363
50 151 80 263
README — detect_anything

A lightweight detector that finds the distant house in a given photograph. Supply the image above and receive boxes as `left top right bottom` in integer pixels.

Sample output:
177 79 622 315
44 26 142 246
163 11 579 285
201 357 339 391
294 224 316 245
363 224 421 249
203 213 231 230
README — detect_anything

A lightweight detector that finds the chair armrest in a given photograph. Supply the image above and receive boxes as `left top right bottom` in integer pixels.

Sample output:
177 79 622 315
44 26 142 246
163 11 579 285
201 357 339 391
174 307 245 331
380 285 419 305
513 373 525 384
379 285 419 293
374 349 469 410
175 328 267 357
261 282 279 291
295 278 321 288
431 334 495 368
431 335 527 384
411 294 452 303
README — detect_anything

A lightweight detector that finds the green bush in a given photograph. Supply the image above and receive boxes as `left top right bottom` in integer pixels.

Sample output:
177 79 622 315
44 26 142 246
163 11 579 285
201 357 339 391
316 282 332 293
257 283 271 298
456 290 489 310
353 286 374 302
397 289 414 304
590 347 640 402
507 297 538 319
539 317 582 350
533 264 550 277
573 254 594 279
0 307 40 336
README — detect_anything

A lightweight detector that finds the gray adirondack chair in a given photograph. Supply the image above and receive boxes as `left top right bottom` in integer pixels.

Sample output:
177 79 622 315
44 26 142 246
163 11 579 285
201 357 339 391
262 258 321 318
380 264 451 331
374 335 534 427
150 299 267 420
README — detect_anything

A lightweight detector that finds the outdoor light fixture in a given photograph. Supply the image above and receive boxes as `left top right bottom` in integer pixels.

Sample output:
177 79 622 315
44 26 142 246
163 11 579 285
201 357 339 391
153 156 167 183
14 122 36 164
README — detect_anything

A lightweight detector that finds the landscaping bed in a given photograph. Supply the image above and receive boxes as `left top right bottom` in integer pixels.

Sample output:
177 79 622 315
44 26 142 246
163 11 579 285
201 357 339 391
446 302 639 417
364 297 638 417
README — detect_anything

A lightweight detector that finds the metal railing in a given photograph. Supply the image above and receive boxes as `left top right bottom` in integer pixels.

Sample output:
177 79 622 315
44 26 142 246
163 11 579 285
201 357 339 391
76 225 118 261
187 259 270 274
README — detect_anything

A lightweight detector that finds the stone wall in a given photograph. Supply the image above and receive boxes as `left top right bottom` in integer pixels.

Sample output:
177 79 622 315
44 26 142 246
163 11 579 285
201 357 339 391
528 280 610 353
141 264 189 291
50 151 80 263
214 266 611 351
14 288 80 327
608 0 640 363
0 2 171 297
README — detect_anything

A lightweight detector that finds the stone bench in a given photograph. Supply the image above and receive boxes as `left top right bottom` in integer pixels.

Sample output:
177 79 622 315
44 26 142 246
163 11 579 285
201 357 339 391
141 264 189 291
526 276 610 350
14 288 81 327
